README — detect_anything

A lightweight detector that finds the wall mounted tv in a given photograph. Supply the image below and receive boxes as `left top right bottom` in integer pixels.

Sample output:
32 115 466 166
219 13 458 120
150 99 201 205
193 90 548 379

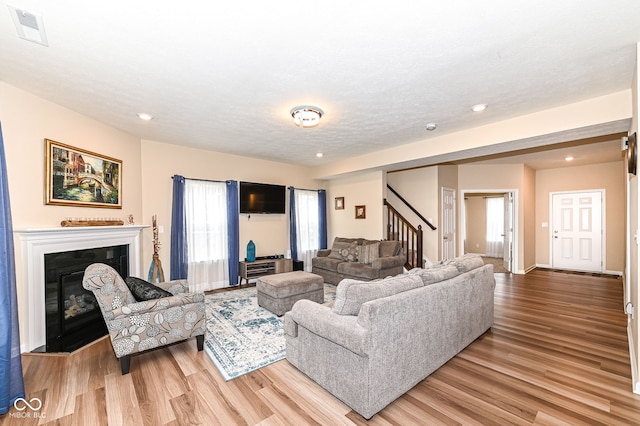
239 181 286 214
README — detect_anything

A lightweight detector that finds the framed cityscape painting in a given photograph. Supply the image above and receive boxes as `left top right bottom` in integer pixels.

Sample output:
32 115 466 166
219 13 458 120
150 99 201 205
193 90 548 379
44 139 122 208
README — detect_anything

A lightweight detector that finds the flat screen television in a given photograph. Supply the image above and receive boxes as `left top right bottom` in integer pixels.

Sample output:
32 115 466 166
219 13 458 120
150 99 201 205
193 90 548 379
239 181 286 214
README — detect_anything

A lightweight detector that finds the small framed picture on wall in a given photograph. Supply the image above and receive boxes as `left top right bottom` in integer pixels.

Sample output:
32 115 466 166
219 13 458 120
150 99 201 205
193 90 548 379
335 197 345 210
355 205 366 219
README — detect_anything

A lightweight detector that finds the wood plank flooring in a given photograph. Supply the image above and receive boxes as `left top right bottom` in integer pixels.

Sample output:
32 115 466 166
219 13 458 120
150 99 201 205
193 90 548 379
3 269 640 425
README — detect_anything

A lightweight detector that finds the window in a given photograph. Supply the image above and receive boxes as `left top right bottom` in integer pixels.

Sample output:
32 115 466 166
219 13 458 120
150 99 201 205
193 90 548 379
486 196 504 258
293 189 320 270
185 179 229 291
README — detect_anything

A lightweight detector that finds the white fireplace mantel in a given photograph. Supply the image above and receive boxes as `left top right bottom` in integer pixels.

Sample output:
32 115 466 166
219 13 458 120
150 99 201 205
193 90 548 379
14 225 148 352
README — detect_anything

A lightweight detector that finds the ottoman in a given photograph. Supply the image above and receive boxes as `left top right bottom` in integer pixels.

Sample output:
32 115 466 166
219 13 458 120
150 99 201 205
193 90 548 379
257 271 324 316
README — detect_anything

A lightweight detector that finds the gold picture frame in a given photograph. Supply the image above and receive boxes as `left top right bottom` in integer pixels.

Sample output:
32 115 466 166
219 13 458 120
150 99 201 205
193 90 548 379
335 196 345 210
44 139 122 208
355 205 366 219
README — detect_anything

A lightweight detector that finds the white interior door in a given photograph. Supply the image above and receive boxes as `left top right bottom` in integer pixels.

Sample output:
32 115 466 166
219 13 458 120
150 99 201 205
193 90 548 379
503 193 513 271
552 191 603 272
441 188 456 260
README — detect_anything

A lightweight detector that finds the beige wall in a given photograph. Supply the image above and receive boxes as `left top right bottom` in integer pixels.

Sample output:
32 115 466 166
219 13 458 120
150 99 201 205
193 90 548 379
524 165 536 269
387 167 439 263
632 43 640 393
326 171 384 244
0 83 143 230
0 82 144 346
464 196 487 254
535 161 626 273
140 139 324 270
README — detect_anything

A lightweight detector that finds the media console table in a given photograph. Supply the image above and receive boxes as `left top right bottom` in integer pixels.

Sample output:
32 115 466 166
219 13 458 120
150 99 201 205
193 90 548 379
239 258 292 286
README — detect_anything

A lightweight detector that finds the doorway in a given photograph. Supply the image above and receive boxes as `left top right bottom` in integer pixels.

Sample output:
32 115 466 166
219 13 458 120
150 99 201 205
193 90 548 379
441 187 456 261
461 190 517 273
550 190 604 272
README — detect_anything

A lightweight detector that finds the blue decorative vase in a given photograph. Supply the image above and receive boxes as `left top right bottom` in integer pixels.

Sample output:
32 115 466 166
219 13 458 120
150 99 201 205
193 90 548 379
247 240 256 262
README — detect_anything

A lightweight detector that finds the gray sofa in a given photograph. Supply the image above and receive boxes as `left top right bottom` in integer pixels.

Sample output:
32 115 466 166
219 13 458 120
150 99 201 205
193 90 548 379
284 254 495 419
311 237 405 284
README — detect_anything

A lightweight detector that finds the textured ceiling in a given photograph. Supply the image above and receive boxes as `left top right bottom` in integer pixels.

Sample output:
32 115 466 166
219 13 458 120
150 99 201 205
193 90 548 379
0 1 639 167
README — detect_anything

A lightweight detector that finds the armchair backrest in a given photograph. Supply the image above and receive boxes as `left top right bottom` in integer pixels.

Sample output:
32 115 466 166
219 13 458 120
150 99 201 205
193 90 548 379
83 263 136 314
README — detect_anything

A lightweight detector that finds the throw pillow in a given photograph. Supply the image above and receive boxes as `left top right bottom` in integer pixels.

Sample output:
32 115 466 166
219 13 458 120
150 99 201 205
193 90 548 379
125 276 173 302
339 242 359 262
332 274 423 316
328 240 353 260
358 242 380 264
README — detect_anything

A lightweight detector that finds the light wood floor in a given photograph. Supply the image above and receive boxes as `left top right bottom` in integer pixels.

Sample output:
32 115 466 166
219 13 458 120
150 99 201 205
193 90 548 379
3 270 640 425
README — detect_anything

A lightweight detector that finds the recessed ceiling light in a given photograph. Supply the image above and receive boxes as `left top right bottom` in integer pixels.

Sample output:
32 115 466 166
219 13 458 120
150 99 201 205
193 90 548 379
565 155 574 161
426 123 437 131
316 152 324 158
137 113 154 121
471 103 488 112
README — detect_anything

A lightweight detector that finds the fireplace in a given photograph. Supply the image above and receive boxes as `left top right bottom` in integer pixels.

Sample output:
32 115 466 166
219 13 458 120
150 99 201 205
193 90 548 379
43 245 129 353
15 225 146 353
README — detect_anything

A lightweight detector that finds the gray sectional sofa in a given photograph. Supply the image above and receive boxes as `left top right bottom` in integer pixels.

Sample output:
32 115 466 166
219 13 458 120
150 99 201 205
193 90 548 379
311 237 406 284
284 254 495 419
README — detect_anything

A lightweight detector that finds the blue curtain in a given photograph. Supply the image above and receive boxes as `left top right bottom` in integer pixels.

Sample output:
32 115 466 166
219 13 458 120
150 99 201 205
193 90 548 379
226 180 239 286
0 122 25 414
318 190 327 249
288 186 298 261
170 175 188 280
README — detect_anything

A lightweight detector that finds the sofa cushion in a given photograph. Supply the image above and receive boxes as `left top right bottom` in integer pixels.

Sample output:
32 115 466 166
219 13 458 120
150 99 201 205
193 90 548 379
332 274 423 316
312 255 344 270
358 242 380 264
124 276 173 302
336 261 380 280
408 264 461 285
452 253 485 272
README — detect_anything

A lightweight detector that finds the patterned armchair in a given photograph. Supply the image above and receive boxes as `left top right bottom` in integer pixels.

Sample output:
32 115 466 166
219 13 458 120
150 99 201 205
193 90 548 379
82 263 206 374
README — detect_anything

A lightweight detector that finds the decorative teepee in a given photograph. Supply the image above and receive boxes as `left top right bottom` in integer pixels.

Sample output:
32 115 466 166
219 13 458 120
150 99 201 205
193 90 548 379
148 214 165 283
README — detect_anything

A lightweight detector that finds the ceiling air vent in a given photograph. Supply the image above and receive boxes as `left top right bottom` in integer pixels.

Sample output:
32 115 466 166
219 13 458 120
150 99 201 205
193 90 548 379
7 5 48 46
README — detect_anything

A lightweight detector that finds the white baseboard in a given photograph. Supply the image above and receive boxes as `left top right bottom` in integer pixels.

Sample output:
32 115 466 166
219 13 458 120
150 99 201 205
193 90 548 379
534 264 622 276
628 324 640 394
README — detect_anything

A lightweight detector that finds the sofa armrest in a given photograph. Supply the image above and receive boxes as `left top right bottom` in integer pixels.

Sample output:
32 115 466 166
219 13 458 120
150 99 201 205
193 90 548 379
316 249 331 258
152 279 190 295
371 255 405 270
288 300 370 357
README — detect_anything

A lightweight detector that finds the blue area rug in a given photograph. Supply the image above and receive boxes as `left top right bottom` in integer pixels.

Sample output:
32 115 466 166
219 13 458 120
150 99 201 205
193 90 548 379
204 284 335 381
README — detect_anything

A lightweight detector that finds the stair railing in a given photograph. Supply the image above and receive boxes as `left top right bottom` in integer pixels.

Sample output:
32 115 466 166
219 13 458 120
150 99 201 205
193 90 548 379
384 199 423 269
387 184 436 230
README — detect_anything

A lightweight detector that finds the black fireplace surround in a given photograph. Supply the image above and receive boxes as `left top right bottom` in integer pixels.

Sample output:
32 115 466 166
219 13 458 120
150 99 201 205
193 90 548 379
41 245 129 353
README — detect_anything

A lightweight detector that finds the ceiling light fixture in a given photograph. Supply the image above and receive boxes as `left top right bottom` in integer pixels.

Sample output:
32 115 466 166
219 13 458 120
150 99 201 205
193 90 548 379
290 106 323 128
426 123 437 131
471 103 488 112
565 155 574 161
137 113 154 121
316 152 324 158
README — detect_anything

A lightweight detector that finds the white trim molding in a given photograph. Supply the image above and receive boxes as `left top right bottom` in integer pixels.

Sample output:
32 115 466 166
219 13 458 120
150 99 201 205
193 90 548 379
629 323 640 394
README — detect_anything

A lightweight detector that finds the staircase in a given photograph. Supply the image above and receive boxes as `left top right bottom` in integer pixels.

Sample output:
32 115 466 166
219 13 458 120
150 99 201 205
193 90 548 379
384 185 437 270
384 199 424 270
